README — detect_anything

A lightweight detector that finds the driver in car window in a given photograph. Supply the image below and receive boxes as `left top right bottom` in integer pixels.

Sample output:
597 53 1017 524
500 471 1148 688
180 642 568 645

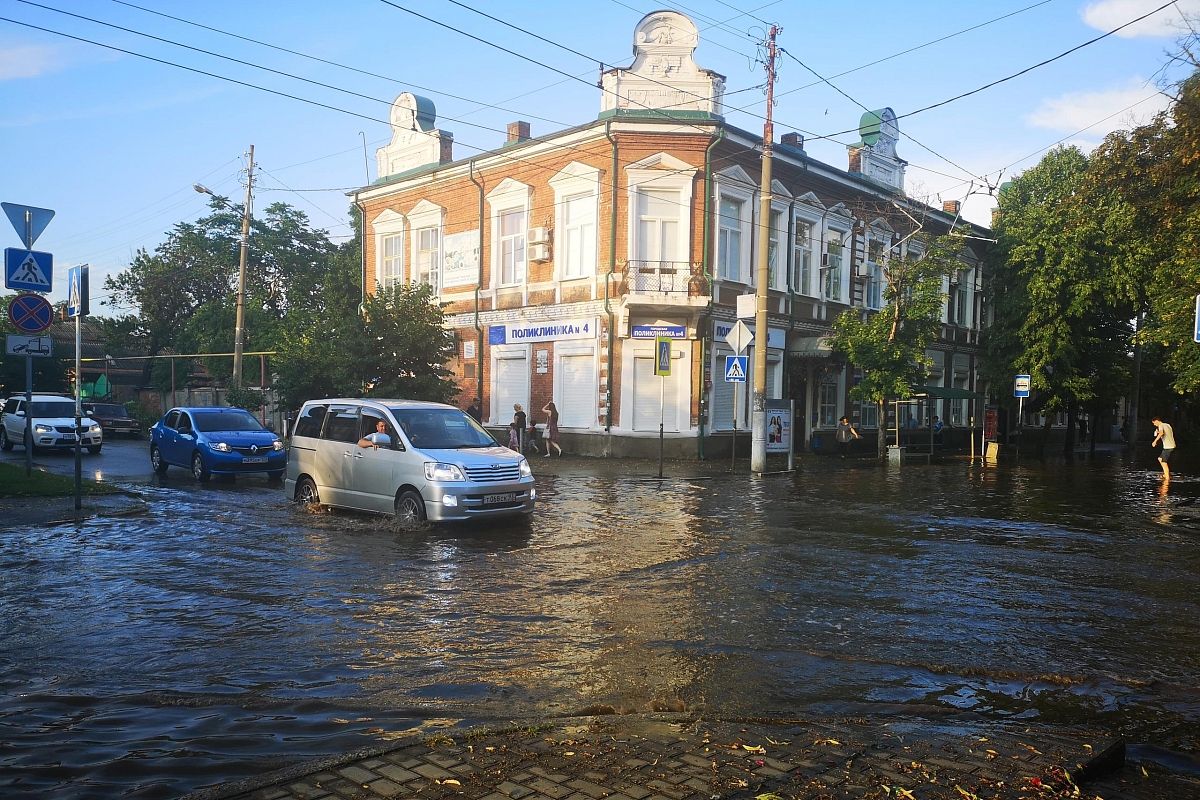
358 419 391 449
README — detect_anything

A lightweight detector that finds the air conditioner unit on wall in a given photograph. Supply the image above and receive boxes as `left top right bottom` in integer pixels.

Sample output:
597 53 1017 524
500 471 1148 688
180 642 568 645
528 227 550 244
529 243 551 262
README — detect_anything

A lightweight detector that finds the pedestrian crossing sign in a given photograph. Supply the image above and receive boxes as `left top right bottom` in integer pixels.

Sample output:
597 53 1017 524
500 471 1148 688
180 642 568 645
654 336 672 377
724 355 748 382
67 264 89 318
4 248 53 292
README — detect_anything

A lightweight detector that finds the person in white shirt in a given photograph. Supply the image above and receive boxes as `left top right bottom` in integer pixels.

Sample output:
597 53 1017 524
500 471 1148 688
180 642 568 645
358 419 392 449
1151 415 1177 480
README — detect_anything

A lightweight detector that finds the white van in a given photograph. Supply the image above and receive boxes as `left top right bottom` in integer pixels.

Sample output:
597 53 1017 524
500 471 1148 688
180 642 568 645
285 398 535 524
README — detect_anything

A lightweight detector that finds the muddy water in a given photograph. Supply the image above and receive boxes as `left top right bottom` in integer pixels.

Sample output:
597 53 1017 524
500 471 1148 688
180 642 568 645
1 453 1197 798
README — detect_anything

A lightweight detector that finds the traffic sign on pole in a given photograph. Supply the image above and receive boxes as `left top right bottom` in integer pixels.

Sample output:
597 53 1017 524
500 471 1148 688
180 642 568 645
724 320 753 355
2 202 54 249
67 264 89 318
7 292 53 333
654 336 672 377
1014 374 1031 398
4 248 53 292
725 355 748 382
1193 294 1200 343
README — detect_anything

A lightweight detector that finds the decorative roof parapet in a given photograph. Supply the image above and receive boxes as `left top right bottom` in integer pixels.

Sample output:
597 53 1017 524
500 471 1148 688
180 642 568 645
600 11 725 117
376 93 453 180
847 107 906 192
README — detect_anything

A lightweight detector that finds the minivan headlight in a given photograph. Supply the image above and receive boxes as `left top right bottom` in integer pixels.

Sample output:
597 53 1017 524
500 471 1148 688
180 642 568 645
519 458 532 478
89 424 101 434
211 442 230 452
424 462 465 482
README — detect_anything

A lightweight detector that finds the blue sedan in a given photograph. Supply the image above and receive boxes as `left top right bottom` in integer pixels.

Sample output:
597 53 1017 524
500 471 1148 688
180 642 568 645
150 407 286 482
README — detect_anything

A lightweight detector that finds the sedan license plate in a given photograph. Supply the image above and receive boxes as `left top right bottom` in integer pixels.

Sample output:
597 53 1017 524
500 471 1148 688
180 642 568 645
484 491 522 505
242 456 268 464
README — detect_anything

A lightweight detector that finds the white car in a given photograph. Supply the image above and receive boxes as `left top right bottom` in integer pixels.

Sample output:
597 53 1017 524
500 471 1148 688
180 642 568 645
0 394 103 454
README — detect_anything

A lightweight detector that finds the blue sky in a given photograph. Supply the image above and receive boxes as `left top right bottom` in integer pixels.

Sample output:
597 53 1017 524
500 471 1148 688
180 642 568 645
2 0 1197 314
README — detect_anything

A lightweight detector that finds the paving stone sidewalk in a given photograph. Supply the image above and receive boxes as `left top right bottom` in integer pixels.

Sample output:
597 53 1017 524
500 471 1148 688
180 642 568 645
181 714 1195 800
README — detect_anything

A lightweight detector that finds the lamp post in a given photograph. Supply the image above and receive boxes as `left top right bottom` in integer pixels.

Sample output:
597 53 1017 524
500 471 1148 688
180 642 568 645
194 144 255 389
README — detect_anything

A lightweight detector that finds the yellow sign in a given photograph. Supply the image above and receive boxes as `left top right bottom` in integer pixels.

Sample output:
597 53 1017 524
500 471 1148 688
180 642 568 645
654 336 672 377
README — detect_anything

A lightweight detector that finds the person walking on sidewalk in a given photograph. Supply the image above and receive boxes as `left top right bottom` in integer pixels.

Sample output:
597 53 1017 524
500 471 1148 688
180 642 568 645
835 415 860 458
1151 415 1177 480
542 401 562 456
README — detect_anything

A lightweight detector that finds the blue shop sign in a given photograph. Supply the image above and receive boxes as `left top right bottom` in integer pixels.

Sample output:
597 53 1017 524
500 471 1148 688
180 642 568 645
631 324 686 339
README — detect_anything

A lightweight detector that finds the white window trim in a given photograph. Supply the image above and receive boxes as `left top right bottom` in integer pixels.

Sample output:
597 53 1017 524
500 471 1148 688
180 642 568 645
486 178 532 293
549 162 601 291
823 221 851 303
371 208 406 291
626 152 696 267
792 205 821 298
768 199 789 292
714 166 755 285
407 199 445 295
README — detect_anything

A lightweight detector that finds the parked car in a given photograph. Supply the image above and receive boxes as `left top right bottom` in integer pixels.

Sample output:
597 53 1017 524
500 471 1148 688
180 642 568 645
150 406 286 482
285 398 535 525
82 402 142 438
0 394 103 454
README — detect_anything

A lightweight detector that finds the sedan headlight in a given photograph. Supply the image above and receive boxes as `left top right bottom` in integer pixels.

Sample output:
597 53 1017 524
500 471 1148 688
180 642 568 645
272 439 284 451
519 458 532 478
424 462 465 482
34 424 52 434
211 442 230 452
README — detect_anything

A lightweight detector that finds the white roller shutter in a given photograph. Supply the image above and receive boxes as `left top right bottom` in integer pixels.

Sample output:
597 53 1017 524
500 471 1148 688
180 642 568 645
558 354 595 428
711 346 750 430
632 355 681 431
494 354 528 424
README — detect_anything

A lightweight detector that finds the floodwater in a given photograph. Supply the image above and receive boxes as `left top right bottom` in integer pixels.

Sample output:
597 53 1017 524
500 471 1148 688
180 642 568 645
1 451 1198 798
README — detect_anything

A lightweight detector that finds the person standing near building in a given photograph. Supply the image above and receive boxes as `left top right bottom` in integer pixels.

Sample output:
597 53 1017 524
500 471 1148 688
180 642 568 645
1151 415 1177 480
467 398 482 423
542 400 562 456
835 415 860 458
513 404 527 453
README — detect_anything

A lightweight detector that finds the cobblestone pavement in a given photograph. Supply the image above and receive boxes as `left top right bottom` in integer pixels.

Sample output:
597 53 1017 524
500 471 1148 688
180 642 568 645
180 714 1195 800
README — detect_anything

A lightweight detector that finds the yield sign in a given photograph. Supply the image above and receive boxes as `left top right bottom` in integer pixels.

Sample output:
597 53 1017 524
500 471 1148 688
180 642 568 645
2 202 55 249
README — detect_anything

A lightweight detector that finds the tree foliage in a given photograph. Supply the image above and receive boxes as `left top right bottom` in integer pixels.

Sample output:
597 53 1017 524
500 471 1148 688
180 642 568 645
828 233 962 456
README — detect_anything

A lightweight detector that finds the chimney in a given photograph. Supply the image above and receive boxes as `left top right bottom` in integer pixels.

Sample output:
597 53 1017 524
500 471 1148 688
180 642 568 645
943 200 961 216
507 121 531 143
780 132 804 150
848 146 862 174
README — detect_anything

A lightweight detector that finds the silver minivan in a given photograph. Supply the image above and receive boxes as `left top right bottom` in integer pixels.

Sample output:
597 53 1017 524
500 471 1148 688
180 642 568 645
285 398 535 524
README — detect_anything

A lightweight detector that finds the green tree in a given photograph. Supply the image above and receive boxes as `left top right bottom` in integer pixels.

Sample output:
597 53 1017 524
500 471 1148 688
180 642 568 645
354 282 458 403
827 233 962 457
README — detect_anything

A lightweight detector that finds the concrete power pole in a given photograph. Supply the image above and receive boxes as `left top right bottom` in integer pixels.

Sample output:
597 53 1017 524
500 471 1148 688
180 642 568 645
233 144 255 390
751 26 780 474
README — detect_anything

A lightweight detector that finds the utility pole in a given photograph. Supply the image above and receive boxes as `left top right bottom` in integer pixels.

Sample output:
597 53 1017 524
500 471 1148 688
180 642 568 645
751 25 779 474
233 144 255 389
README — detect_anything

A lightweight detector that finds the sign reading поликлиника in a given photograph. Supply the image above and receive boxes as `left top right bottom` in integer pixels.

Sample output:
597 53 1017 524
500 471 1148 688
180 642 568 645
488 317 596 345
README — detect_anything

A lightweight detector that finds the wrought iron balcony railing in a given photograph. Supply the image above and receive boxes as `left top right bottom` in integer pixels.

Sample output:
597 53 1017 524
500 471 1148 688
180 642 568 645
624 260 706 296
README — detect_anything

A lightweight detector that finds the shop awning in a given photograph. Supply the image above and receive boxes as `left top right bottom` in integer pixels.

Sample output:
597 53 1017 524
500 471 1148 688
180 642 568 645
789 336 833 357
910 384 983 400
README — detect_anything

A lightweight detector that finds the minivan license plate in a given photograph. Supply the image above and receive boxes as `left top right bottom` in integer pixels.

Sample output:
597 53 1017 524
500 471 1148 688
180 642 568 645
242 456 268 464
484 491 522 505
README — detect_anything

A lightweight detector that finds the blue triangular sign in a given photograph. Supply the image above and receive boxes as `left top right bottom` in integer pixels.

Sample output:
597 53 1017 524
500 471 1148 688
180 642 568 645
2 202 55 248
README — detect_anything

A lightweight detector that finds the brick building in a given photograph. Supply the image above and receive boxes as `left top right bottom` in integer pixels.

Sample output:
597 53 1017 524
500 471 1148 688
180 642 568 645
353 10 990 458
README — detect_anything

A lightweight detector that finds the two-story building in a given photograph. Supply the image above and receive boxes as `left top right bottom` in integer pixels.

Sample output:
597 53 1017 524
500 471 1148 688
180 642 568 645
353 10 990 458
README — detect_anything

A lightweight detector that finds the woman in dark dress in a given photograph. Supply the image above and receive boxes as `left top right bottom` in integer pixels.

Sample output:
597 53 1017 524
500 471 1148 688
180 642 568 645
541 401 562 456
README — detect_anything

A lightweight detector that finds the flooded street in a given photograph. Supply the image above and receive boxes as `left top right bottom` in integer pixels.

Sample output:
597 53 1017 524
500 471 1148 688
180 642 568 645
2 451 1198 798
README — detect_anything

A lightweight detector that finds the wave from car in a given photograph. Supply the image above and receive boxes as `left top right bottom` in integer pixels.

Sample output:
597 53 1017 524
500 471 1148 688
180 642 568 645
150 406 285 482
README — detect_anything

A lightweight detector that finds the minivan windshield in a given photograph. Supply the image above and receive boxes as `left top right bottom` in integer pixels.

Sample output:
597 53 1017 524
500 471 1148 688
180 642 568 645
389 407 498 449
30 401 77 417
193 411 265 432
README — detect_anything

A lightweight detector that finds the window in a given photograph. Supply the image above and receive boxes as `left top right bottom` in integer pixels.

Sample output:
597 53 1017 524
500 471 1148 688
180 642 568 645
823 230 844 301
322 405 361 444
793 219 813 296
817 372 839 428
717 196 744 281
767 209 785 290
414 226 440 291
859 401 878 429
865 239 884 310
561 192 596 278
498 207 526 285
294 404 327 438
380 233 403 288
637 189 681 264
948 274 968 326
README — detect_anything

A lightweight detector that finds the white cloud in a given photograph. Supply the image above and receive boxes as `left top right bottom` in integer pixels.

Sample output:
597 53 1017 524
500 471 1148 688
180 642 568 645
1082 0 1200 38
1026 79 1172 135
0 43 64 80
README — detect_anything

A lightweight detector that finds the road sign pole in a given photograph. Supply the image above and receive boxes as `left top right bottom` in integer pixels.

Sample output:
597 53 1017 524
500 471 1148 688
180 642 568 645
74 308 82 510
24 355 32 477
732 388 738 473
658 373 665 479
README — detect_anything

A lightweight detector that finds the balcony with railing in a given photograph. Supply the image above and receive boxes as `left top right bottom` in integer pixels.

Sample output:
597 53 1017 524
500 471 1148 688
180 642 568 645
621 261 709 311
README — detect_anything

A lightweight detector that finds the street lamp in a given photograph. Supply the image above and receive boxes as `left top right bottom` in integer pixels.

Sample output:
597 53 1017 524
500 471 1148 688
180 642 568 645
194 144 255 389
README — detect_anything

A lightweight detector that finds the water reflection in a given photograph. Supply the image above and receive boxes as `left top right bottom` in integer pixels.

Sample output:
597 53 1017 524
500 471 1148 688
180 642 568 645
1 455 1198 798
